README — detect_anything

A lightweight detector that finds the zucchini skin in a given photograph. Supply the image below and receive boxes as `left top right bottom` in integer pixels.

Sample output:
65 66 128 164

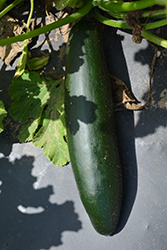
65 20 122 236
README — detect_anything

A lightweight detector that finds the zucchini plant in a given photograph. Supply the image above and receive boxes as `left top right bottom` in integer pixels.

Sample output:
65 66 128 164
0 0 167 235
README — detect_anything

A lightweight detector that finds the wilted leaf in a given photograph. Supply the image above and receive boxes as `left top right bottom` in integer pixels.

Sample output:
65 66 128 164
9 70 69 166
0 100 7 133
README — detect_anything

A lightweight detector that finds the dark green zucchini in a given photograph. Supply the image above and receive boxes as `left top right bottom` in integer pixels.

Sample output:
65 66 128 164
65 19 122 236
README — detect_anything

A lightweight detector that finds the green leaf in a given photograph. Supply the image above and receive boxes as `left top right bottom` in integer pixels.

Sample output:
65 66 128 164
9 71 48 141
9 70 69 166
33 79 69 166
0 100 7 133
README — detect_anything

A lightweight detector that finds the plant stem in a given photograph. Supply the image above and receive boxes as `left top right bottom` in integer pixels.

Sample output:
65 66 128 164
94 10 167 48
108 8 167 20
0 0 23 18
145 18 167 29
94 9 131 29
27 0 34 32
95 9 167 30
14 0 34 78
142 29 167 48
0 0 93 46
99 0 157 12
142 8 167 19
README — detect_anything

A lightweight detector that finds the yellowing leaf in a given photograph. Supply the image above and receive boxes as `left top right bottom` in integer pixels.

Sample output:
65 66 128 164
27 53 50 71
14 40 28 78
0 100 7 133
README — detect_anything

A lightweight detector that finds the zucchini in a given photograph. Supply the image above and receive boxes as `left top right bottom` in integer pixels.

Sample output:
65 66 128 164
65 19 122 236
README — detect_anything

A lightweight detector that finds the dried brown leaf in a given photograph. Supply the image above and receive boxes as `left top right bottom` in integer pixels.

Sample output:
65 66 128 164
110 74 145 111
0 15 29 65
110 43 157 111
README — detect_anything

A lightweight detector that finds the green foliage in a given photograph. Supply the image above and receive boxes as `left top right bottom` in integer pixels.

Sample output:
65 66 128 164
0 0 8 11
9 70 69 166
0 100 7 133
